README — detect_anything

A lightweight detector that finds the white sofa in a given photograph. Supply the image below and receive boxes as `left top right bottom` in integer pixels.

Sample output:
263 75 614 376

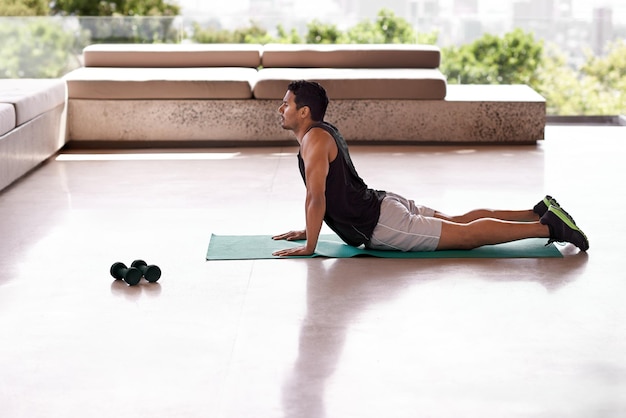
0 79 67 192
63 43 545 146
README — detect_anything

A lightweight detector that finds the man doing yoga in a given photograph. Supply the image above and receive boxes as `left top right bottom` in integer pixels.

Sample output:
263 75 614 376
272 80 589 257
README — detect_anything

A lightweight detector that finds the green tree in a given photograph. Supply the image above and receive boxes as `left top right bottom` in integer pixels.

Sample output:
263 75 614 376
306 20 343 44
0 0 48 16
192 20 273 44
50 0 179 16
536 41 626 115
343 19 386 43
415 30 439 45
274 24 302 44
122 0 179 16
582 40 626 88
51 0 181 43
533 45 584 115
191 22 237 43
0 19 77 77
191 7 434 46
78 15 179 43
342 8 419 44
441 29 543 85
234 21 274 44
376 8 416 43
50 0 122 16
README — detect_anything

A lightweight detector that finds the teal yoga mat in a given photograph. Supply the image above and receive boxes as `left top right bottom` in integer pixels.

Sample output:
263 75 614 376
206 234 563 260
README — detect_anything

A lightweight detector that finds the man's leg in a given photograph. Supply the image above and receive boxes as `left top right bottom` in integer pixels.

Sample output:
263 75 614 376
434 209 538 224
368 193 588 252
436 204 589 251
433 195 568 224
436 219 548 250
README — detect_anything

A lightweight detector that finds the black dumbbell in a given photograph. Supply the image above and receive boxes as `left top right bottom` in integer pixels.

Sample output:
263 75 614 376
131 259 162 283
110 262 142 286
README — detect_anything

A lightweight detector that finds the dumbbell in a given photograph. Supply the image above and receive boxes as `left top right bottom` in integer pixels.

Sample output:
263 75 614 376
110 262 142 286
131 259 162 283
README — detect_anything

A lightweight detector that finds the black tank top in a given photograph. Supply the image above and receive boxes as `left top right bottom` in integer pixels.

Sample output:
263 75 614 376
297 122 386 247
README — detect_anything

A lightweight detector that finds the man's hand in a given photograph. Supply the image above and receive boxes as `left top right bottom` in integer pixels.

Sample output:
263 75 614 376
272 230 313 256
272 245 315 257
272 230 306 241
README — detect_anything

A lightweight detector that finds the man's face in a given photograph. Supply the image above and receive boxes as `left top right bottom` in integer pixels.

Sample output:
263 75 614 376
278 90 299 131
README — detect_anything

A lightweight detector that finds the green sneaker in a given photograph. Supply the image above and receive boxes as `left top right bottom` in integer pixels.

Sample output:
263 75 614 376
540 205 589 251
533 195 576 225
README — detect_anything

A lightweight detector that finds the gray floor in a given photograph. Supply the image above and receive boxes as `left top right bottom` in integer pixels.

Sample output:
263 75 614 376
1 124 625 418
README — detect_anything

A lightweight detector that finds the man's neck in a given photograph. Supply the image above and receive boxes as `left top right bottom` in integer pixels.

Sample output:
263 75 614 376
294 121 320 144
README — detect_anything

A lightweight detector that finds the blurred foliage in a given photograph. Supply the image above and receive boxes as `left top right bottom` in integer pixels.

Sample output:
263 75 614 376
0 18 78 77
341 8 417 43
0 0 48 15
441 29 543 85
440 29 625 115
191 20 276 44
192 9 428 45
78 16 179 43
305 20 343 44
536 41 626 115
1 3 624 115
48 0 180 43
49 0 179 16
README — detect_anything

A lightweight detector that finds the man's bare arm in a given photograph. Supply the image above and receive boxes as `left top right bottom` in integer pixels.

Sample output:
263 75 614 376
272 129 333 256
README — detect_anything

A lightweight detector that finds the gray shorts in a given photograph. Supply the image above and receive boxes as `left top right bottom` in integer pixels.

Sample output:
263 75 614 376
366 192 442 252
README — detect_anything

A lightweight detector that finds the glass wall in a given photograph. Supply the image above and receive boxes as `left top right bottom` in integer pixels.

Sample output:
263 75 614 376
1 13 622 79
1 13 623 116
0 16 186 78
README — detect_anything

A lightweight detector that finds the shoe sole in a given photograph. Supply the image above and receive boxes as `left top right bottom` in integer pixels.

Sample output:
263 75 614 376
542 205 589 251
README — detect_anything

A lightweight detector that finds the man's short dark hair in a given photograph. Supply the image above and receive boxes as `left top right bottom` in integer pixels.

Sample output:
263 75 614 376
287 80 329 122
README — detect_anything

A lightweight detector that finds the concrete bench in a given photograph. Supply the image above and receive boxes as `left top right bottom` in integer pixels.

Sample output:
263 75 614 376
0 79 67 192
63 43 545 146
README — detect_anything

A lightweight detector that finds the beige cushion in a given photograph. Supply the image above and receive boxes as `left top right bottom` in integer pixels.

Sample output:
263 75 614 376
0 79 66 126
64 67 256 99
261 44 441 69
253 68 447 100
0 103 16 136
83 43 263 68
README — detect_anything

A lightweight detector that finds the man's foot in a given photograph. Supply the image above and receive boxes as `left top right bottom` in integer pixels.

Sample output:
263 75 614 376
533 195 576 224
540 205 589 251
533 195 560 216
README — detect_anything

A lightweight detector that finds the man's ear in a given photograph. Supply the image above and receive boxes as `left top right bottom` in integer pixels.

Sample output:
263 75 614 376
299 105 311 119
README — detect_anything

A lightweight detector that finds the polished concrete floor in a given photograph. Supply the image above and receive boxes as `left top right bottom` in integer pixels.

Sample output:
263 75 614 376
1 124 625 418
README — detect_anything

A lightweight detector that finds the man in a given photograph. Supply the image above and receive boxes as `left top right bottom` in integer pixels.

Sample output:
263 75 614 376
272 80 589 257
